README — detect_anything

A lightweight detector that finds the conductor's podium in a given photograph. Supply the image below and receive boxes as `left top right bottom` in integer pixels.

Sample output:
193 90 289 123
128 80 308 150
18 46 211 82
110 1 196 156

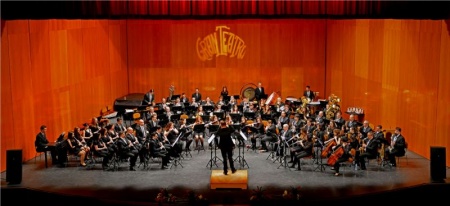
210 170 248 189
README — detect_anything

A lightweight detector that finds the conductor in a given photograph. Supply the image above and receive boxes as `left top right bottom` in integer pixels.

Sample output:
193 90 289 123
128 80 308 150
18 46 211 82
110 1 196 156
216 120 237 175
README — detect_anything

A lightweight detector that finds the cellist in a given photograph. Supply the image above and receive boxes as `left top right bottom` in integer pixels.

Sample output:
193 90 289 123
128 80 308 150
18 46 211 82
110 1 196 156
330 137 353 176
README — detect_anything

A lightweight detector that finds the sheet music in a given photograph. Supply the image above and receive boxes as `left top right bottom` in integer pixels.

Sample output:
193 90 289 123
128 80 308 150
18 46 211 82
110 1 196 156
125 109 134 114
208 134 215 144
103 111 118 119
239 131 248 141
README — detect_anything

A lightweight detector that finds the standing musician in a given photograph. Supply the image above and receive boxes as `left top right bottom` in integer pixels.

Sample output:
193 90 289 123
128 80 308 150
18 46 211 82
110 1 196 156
254 82 266 102
143 89 155 105
192 88 202 103
289 130 313 170
303 85 315 101
330 137 353 176
216 120 237 175
384 127 406 167
358 131 379 170
135 119 149 144
220 86 229 100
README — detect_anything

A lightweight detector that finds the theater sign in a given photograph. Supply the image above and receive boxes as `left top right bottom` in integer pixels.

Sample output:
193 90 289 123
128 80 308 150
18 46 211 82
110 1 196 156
196 26 246 61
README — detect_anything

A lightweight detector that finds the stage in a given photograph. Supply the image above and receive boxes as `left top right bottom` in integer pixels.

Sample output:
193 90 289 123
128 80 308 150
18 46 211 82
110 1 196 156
1 145 449 205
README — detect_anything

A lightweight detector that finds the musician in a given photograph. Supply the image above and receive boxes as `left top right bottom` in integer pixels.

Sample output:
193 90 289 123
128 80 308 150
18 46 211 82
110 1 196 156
359 120 373 139
149 132 170 169
303 85 315 101
35 125 59 165
289 129 313 170
315 111 325 125
193 115 205 149
214 104 224 113
66 131 87 167
225 114 233 126
220 86 229 99
106 124 119 142
148 114 159 130
143 89 155 105
203 96 215 107
261 104 272 116
333 111 345 129
192 88 202 102
290 114 303 134
282 104 292 118
164 121 182 157
304 118 316 135
254 82 266 102
322 129 342 158
196 105 206 116
89 117 101 133
275 97 284 113
190 97 199 107
117 129 139 171
358 131 379 170
92 132 112 170
228 96 237 108
164 106 174 122
173 97 184 108
114 118 127 133
384 127 406 167
180 93 189 103
217 95 226 107
230 104 240 114
135 119 149 144
345 114 358 131
216 120 237 175
277 111 290 131
331 138 353 176
251 116 265 150
125 127 146 164
178 118 193 151
82 123 93 139
325 122 337 139
74 127 91 157
159 97 170 111
275 124 293 158
289 128 307 163
374 125 388 146
261 119 277 152
240 97 250 111
244 102 257 113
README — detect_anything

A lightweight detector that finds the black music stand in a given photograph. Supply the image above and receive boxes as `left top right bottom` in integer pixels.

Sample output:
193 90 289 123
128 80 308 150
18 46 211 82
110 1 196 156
171 95 181 101
233 130 249 169
244 111 256 120
261 114 272 121
277 137 291 170
157 114 168 127
171 114 181 124
185 106 196 116
243 126 258 152
233 95 240 100
223 95 231 104
203 105 214 113
169 132 184 169
230 113 242 124
201 115 211 123
182 130 193 158
186 118 195 125
206 125 222 169
193 124 206 153
171 106 183 114
213 111 225 120
237 105 244 113
221 104 230 112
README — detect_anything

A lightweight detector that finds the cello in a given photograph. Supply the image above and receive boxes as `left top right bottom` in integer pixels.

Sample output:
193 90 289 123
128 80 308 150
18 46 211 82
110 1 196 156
327 145 344 166
321 138 336 158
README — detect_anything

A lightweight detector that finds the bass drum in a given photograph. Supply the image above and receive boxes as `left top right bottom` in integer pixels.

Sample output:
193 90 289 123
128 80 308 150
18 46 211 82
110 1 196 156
240 83 257 101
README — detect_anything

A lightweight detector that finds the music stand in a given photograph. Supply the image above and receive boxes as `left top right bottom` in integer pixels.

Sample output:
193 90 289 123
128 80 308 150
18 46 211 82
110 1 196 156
243 126 258 152
203 105 214 113
171 114 181 124
169 132 184 169
213 112 225 120
185 106 196 116
237 105 244 113
244 111 256 120
182 130 193 158
206 125 222 169
186 118 195 125
233 130 249 168
157 114 169 127
201 115 211 124
229 113 242 124
220 104 229 112
155 109 165 116
261 114 272 121
223 95 231 104
277 137 291 170
233 95 240 100
171 94 181 101
171 106 183 114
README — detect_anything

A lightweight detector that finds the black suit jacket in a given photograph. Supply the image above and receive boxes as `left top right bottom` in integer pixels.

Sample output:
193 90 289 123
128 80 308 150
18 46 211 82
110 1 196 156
254 87 265 100
143 92 154 105
35 132 49 151
303 90 315 100
192 92 202 102
391 134 406 156
280 129 293 142
217 127 234 149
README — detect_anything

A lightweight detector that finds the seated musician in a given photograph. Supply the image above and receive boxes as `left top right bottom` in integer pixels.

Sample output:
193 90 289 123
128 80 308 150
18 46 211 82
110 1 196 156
114 118 127 134
149 132 170 169
164 122 182 157
290 114 303 135
358 131 379 170
330 137 354 176
89 117 101 134
178 118 193 151
275 97 284 112
344 114 357 132
203 96 215 107
228 96 237 108
190 97 199 107
289 128 307 163
106 124 119 142
277 111 290 131
159 97 171 111
148 114 159 130
384 127 406 167
35 125 59 165
225 114 233 126
117 129 139 171
196 105 206 116
230 104 240 114
180 93 189 103
193 115 205 149
66 131 87 166
321 129 342 158
315 111 325 125
91 132 112 170
217 95 226 106
261 120 277 152
333 111 346 129
125 127 146 164
249 116 264 150
289 130 313 170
